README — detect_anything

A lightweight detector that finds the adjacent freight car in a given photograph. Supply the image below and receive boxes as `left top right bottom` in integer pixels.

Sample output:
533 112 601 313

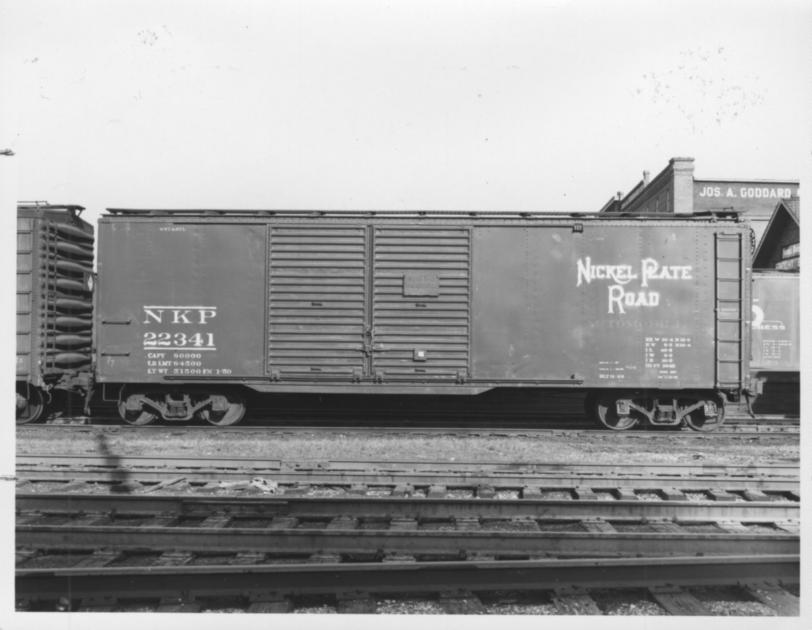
749 271 800 415
16 203 95 423
94 209 750 430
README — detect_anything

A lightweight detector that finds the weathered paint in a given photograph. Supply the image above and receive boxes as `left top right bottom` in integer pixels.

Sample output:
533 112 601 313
97 221 267 381
472 224 720 388
96 212 749 395
751 272 799 371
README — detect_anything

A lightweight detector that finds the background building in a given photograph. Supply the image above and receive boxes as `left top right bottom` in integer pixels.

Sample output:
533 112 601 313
599 157 799 246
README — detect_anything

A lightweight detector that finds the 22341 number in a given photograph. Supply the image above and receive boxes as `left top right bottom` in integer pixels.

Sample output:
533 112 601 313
143 332 215 348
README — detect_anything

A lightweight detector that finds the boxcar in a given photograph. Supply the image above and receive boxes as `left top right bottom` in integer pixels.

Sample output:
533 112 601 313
749 271 800 415
16 203 95 423
95 210 750 430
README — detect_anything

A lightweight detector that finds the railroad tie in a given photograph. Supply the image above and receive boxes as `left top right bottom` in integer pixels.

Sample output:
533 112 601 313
154 551 194 566
615 487 638 501
773 520 800 534
15 511 42 526
389 517 419 531
646 519 683 533
574 486 597 501
199 513 232 529
455 517 481 531
428 484 447 499
391 484 412 497
113 480 143 493
72 549 121 568
60 480 91 492
707 489 738 502
156 597 201 613
580 518 616 533
661 488 688 501
522 485 543 500
551 586 601 615
648 585 711 616
248 597 293 613
309 552 342 563
466 551 495 561
15 549 38 565
142 477 187 494
69 512 108 527
742 489 770 502
78 596 117 612
234 551 266 564
715 520 750 534
327 515 359 530
268 515 299 529
382 552 416 563
148 512 179 527
438 590 486 614
477 484 496 499
511 517 541 531
743 581 800 616
337 592 377 614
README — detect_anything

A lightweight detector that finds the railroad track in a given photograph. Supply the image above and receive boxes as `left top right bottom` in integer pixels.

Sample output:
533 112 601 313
17 418 800 441
16 489 800 614
17 555 799 614
16 455 801 493
17 491 800 557
16 458 800 615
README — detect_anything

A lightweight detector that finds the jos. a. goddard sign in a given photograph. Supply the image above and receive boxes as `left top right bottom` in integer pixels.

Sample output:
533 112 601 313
694 180 799 216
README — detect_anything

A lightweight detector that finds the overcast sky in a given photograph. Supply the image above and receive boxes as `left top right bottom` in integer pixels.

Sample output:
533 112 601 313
1 0 810 228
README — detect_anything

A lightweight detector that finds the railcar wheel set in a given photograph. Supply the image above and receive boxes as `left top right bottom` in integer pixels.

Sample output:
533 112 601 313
15 204 771 431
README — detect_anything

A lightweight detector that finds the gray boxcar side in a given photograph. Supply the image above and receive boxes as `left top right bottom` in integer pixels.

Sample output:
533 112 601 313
96 211 750 428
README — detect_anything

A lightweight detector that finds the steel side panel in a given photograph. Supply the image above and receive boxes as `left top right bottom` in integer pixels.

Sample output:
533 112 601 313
472 225 717 388
750 273 799 371
97 222 267 382
372 226 472 380
267 225 367 379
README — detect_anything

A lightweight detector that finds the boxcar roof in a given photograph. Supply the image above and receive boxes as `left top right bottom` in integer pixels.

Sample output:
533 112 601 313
104 208 744 221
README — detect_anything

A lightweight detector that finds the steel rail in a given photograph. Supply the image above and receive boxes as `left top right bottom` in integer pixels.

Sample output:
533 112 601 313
17 522 798 557
21 417 800 434
17 454 799 477
16 492 801 522
16 555 800 602
16 455 800 491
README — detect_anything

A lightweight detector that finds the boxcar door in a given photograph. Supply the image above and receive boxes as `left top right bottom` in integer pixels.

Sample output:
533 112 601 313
371 226 471 382
268 225 368 381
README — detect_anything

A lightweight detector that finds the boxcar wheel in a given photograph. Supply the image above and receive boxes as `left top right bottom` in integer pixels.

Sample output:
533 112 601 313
198 393 246 426
118 393 158 426
593 395 639 431
16 387 45 424
683 399 725 432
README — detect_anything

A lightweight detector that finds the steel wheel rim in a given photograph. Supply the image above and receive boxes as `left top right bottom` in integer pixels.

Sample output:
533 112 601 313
201 396 246 426
595 397 638 431
685 403 725 432
117 394 158 425
16 387 45 424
